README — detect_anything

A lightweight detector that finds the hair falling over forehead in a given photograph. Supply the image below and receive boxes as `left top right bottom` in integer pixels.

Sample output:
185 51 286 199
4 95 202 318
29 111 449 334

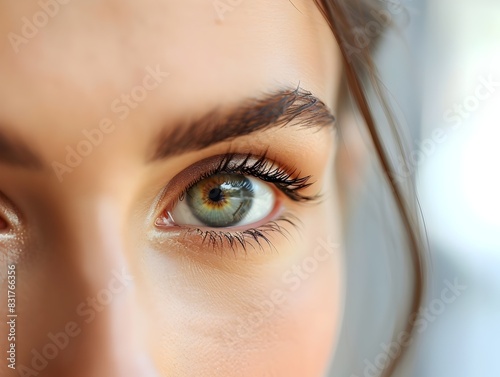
313 0 426 376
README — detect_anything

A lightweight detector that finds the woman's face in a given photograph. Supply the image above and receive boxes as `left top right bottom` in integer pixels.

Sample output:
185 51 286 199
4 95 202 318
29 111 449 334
0 0 344 376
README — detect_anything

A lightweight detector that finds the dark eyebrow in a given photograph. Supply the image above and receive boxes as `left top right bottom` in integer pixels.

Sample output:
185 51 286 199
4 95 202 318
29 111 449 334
150 87 335 161
0 129 43 169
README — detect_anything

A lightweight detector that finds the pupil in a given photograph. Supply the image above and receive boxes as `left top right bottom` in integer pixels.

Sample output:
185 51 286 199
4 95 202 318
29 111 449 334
208 187 223 202
186 174 255 228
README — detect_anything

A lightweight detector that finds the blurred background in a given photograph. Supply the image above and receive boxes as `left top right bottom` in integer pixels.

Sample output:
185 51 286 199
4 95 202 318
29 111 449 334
379 0 500 376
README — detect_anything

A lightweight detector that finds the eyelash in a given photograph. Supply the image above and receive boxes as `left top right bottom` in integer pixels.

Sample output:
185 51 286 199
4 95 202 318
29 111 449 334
163 152 318 253
177 152 318 203
184 214 301 254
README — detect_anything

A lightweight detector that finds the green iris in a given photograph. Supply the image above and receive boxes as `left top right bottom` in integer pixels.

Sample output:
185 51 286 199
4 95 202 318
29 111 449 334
186 174 254 227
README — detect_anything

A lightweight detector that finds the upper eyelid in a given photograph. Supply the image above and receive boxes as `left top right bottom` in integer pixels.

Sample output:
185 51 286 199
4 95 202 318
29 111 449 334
149 154 234 217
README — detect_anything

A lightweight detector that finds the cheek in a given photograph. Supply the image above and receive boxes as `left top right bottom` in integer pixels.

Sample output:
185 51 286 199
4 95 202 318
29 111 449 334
139 201 343 377
275 199 343 375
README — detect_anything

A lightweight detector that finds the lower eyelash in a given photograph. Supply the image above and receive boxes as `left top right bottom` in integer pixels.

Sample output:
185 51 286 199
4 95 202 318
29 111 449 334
183 214 301 255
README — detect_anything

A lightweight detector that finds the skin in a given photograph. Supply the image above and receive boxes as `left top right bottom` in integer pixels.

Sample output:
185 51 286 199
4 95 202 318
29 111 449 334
0 0 345 376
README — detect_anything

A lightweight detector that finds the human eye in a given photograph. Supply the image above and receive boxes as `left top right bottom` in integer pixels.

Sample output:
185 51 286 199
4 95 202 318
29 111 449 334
155 153 318 252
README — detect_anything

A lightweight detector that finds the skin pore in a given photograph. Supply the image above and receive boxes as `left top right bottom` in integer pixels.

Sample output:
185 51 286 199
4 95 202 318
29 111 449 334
0 0 346 376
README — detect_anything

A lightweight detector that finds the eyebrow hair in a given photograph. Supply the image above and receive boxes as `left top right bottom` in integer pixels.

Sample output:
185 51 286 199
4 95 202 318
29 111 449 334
150 87 335 161
0 129 43 169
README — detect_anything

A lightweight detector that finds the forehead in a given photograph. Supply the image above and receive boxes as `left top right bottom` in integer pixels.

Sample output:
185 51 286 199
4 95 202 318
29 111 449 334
0 0 337 155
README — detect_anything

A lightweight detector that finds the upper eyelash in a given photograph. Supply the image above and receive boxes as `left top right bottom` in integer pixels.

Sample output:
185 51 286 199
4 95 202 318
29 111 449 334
178 152 319 203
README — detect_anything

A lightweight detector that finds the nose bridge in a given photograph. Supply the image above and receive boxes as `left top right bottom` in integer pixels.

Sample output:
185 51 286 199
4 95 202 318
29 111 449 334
44 193 160 376
67 193 128 282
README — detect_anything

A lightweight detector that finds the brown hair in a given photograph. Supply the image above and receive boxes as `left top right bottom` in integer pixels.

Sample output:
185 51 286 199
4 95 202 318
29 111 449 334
313 1 426 376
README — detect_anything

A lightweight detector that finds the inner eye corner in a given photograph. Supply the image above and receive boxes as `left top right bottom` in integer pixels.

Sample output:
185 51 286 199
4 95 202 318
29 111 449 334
0 217 9 232
154 208 175 228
